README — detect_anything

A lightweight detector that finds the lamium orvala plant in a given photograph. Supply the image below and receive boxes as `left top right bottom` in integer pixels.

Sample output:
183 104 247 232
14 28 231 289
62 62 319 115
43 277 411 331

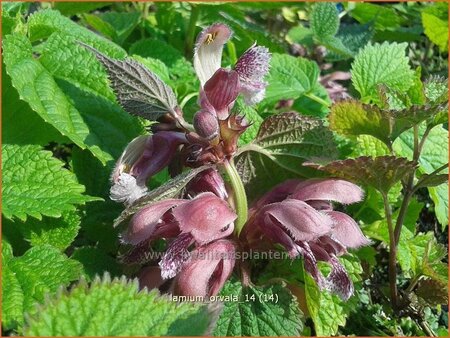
82 23 370 301
3 2 448 337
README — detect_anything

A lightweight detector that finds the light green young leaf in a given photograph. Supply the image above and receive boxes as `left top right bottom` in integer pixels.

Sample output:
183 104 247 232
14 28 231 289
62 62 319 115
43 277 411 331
351 135 390 158
310 2 339 39
2 145 98 221
351 42 415 104
6 211 80 251
265 54 321 103
422 3 448 52
2 244 82 330
349 3 404 30
235 112 337 200
213 280 303 336
24 275 213 336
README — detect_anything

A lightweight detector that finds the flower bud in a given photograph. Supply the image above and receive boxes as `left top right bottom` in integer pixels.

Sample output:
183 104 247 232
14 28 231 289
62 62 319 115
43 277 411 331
193 109 220 143
174 240 236 297
204 68 240 119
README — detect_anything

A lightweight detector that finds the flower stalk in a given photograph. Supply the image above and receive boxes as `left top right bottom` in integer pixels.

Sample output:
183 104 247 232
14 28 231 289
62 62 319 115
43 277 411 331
222 159 248 236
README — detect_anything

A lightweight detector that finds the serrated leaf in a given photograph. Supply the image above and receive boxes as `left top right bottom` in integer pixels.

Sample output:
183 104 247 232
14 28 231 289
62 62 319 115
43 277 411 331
414 173 448 190
326 23 374 62
2 145 98 221
422 3 448 52
329 100 447 147
27 9 125 57
415 279 448 306
2 65 68 146
72 247 122 282
351 42 415 104
2 244 83 330
213 280 303 336
81 42 179 121
310 156 417 195
3 33 131 163
235 112 337 200
101 11 141 44
310 2 339 39
24 275 213 336
349 3 404 30
114 165 213 227
351 135 390 158
264 54 322 103
6 211 80 251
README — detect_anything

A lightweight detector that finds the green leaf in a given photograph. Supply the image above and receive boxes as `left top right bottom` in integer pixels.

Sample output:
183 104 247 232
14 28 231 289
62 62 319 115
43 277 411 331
351 42 415 104
101 11 141 44
286 25 314 46
213 280 303 336
311 156 417 195
326 23 374 62
72 247 122 282
2 144 98 221
310 2 339 39
3 33 133 164
394 125 449 227
2 244 82 330
27 9 125 57
422 3 448 52
114 165 213 227
351 135 390 158
235 112 337 200
24 275 213 336
349 3 404 30
7 211 80 251
329 100 446 147
303 269 347 336
70 148 121 254
2 65 68 146
81 42 179 121
264 54 321 103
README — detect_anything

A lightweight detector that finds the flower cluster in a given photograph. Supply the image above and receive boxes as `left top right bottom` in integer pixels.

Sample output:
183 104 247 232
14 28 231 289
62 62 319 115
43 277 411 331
245 179 370 300
109 23 370 300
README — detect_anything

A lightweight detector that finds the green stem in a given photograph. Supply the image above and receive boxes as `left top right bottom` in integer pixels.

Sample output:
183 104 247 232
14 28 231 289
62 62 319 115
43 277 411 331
304 92 330 107
222 159 248 236
185 4 200 57
382 192 398 310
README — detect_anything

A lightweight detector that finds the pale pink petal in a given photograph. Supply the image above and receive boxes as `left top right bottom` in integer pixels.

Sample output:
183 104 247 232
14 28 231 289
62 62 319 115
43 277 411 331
259 199 333 242
194 23 232 86
174 240 236 297
253 179 302 209
258 214 299 258
325 211 371 249
173 192 236 244
204 68 240 119
290 179 364 204
110 173 148 205
234 44 271 105
159 232 194 279
122 199 186 245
